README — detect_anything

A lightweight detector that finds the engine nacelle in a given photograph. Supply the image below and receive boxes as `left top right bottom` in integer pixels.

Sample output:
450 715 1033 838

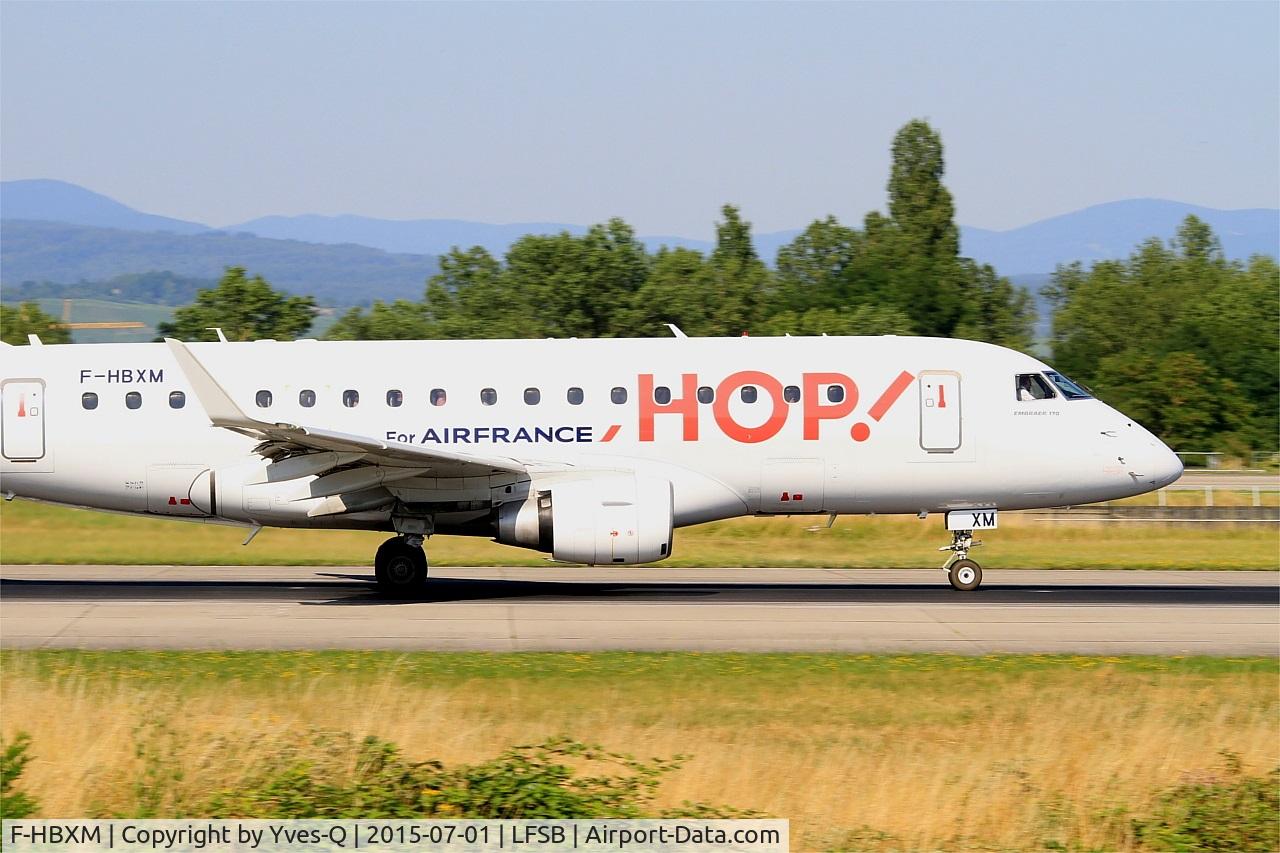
496 474 674 565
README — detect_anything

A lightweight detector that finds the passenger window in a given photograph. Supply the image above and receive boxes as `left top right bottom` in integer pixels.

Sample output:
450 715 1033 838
827 385 845 403
567 387 584 405
387 389 403 407
256 390 273 408
343 389 359 408
740 385 757 403
169 391 186 409
299 389 316 408
784 385 801 403
611 387 628 404
654 386 672 405
1015 374 1056 402
430 388 447 406
481 388 498 406
82 392 98 410
524 388 541 405
125 391 142 410
1044 371 1093 400
697 386 714 404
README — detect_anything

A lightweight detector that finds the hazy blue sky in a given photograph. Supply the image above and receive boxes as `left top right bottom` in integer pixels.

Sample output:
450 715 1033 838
2 1 1277 236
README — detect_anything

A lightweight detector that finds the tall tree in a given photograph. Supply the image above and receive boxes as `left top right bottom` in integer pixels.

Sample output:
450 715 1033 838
0 301 72 345
157 267 314 342
882 119 966 337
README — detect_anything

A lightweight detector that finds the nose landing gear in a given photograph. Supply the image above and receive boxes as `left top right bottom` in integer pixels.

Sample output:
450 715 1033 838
374 535 429 597
940 530 983 591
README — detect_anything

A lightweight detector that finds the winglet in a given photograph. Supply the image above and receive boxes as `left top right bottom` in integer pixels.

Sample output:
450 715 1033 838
164 337 256 428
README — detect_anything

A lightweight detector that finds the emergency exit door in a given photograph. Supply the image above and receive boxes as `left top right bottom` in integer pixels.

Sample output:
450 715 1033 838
2 380 46 461
919 371 961 452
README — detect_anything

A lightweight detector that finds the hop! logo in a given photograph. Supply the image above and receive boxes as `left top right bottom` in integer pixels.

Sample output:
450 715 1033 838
598 370 917 444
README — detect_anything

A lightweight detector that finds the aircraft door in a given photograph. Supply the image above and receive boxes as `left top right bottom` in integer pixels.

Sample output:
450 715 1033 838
919 371 961 452
1 380 46 461
760 458 825 513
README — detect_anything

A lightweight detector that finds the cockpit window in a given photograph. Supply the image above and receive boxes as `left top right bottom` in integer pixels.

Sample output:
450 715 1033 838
1015 373 1056 401
1044 371 1092 400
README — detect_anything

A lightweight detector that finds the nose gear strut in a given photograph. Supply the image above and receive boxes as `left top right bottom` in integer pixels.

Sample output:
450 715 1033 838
939 530 983 591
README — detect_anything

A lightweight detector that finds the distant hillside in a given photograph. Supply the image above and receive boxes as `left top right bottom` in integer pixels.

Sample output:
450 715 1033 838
2 271 217 306
0 220 439 306
960 199 1279 274
229 212 803 260
0 179 209 235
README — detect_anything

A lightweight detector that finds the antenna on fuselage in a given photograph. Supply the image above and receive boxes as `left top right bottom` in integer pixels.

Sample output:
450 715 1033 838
664 323 687 339
207 328 229 343
26 334 42 346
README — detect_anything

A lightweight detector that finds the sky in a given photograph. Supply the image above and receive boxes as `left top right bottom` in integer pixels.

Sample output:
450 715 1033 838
2 1 1277 237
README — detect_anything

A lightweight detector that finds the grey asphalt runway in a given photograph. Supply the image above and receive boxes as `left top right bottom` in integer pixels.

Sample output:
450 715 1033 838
3 566 1277 654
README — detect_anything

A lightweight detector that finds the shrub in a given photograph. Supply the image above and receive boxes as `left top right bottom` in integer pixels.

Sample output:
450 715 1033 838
1134 751 1279 852
1 733 39 819
208 733 750 819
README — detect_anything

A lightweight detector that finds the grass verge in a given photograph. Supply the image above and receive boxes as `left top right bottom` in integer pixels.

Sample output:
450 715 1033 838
1 651 1276 850
2 501 1278 569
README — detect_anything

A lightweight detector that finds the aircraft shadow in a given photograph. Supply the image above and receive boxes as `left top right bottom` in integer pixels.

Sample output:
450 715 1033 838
1 575 1276 607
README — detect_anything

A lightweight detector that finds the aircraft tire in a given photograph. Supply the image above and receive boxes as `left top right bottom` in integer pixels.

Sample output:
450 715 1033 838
948 559 982 592
374 537 428 596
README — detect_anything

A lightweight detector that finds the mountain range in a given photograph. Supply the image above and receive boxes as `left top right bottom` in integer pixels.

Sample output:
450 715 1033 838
2 179 1276 308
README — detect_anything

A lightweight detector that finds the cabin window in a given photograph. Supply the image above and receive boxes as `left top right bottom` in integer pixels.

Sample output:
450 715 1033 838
524 388 541 405
1044 371 1092 400
125 391 142 410
611 387 628 404
343 389 359 408
430 388 447 406
481 388 498 406
256 390 273 408
386 389 403 407
654 386 672 405
169 391 186 409
740 385 758 403
784 385 801 403
299 389 316 407
567 387 584 405
827 385 845 403
81 392 98 410
1015 374 1056 401
697 386 714 404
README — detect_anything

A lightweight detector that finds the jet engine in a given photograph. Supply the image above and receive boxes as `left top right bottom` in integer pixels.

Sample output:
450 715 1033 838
496 474 674 565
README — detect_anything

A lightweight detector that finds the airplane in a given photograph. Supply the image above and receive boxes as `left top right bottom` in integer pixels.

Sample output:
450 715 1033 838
0 333 1183 592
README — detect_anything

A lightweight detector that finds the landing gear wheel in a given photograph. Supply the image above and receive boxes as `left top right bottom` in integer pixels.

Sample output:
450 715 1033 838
948 559 982 592
374 536 428 596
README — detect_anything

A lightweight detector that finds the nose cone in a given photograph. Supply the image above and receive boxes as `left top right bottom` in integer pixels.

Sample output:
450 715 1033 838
1151 441 1184 489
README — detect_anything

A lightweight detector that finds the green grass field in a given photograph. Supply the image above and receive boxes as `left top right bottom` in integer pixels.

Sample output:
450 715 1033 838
2 499 1277 569
2 651 1276 850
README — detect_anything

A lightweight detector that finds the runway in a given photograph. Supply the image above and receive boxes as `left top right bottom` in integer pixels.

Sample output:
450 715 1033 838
2 566 1277 655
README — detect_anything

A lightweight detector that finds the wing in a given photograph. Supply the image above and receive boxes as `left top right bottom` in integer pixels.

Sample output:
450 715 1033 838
164 338 527 482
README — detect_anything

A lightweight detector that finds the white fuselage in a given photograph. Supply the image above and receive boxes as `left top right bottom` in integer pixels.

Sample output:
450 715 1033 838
1 335 1182 549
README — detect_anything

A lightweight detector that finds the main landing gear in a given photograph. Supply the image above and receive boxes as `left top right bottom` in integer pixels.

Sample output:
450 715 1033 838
940 530 983 591
374 535 429 596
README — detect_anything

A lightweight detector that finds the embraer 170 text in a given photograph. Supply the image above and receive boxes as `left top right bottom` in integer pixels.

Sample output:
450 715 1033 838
0 334 1182 591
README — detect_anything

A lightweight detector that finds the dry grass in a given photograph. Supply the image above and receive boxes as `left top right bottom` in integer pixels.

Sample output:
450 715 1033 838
2 500 1277 569
2 652 1276 851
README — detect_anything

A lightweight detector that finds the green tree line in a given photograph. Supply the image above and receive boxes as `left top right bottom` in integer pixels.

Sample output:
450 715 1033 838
324 120 1034 347
1046 216 1278 453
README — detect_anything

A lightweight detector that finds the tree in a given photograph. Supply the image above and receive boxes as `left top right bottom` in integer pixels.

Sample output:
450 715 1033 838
0 301 72 345
1046 216 1279 451
705 205 771 335
156 267 315 342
